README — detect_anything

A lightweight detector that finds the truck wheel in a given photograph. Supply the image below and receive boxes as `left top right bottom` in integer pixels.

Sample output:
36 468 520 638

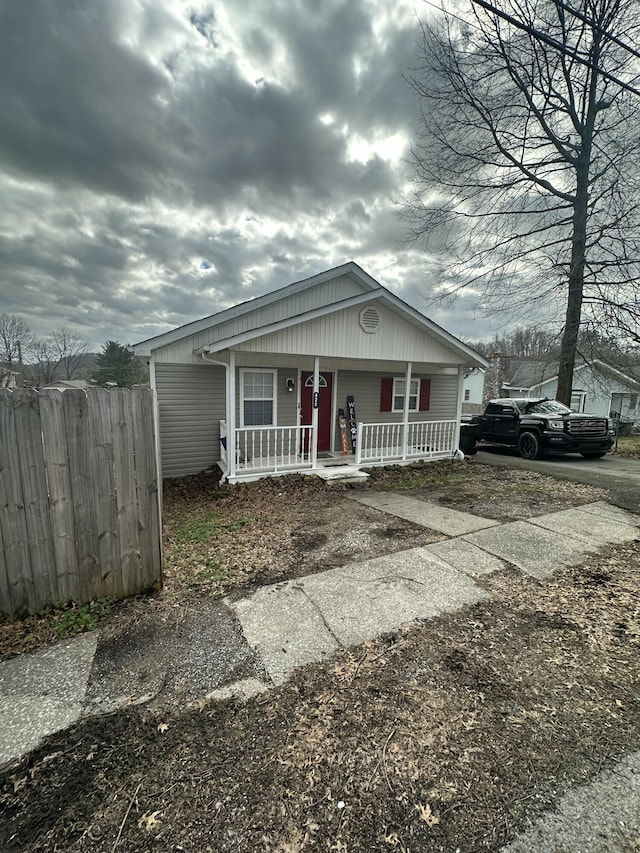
518 431 543 460
581 452 606 459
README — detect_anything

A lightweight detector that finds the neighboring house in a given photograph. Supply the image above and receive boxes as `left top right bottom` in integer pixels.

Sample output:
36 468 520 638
490 355 640 417
40 379 91 391
133 262 488 482
462 369 485 409
0 361 22 389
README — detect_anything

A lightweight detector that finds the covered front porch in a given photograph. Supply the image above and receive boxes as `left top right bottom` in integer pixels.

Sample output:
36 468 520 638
213 351 463 484
219 419 459 482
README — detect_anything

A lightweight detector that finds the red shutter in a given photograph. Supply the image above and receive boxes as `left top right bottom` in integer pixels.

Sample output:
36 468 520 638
380 377 393 412
418 379 430 411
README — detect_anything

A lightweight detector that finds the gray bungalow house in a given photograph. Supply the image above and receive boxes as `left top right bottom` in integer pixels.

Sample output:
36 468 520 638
133 262 488 483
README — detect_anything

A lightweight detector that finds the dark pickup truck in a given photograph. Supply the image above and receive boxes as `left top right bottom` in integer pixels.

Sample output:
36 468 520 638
466 398 615 460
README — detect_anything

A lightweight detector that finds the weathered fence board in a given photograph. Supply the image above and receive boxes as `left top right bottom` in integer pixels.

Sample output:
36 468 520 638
0 387 162 619
13 389 58 609
64 389 102 603
89 388 121 598
132 387 162 589
0 389 33 613
39 390 79 603
111 389 142 597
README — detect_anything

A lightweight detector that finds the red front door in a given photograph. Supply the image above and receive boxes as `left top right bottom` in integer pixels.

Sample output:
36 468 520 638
300 372 333 451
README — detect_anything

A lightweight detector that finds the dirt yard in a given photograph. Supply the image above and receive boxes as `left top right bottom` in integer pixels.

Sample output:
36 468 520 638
1 461 639 852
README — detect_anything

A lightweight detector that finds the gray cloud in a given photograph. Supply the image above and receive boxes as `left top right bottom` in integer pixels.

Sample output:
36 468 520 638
0 0 512 351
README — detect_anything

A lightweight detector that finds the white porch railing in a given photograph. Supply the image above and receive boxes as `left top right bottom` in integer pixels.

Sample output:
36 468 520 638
232 424 315 474
356 420 457 464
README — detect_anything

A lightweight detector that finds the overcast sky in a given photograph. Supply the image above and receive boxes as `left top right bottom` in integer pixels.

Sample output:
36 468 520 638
0 0 507 351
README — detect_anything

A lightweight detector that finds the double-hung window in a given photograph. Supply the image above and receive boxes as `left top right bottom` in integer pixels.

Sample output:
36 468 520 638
392 378 419 412
241 370 276 426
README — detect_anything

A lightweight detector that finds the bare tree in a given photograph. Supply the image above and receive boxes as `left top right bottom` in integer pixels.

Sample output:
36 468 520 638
29 328 90 388
406 0 640 404
0 313 33 364
468 325 560 358
48 328 89 380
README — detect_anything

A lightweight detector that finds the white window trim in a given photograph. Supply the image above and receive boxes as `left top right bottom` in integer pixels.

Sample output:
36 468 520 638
304 374 328 388
239 368 277 428
392 377 420 413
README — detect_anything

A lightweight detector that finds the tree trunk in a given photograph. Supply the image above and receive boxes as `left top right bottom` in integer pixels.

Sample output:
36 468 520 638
556 164 589 406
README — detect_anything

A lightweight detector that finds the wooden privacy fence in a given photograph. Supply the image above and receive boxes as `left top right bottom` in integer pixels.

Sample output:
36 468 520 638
0 387 162 619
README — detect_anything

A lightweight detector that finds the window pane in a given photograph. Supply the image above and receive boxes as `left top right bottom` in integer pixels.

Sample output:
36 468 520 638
409 379 419 396
393 395 404 411
244 400 273 426
395 379 405 396
408 395 418 410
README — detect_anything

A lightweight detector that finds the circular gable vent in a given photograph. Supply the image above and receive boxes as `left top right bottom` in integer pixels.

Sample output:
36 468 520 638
359 305 381 334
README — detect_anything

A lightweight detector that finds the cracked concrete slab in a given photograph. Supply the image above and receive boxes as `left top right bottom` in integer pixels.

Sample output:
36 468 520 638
577 500 640 526
527 505 640 546
427 538 507 576
231 547 488 684
463 521 593 579
232 584 341 685
0 633 97 767
352 492 501 535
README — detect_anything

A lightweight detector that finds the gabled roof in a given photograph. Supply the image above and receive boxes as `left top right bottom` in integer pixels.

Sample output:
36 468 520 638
40 379 91 391
134 261 488 368
503 357 559 390
134 262 379 357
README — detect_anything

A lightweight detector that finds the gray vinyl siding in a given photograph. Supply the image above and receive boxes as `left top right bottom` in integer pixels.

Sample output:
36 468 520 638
155 363 226 477
334 371 459 446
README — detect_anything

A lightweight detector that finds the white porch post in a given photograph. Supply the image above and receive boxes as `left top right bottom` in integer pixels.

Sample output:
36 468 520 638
455 366 465 451
401 361 412 460
228 350 236 479
311 356 320 469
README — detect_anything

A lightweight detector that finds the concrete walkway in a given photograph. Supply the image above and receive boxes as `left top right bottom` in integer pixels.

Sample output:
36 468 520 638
231 497 640 682
1 496 638 769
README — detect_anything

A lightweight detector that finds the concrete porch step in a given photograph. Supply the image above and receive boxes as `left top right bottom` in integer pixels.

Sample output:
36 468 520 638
309 465 370 483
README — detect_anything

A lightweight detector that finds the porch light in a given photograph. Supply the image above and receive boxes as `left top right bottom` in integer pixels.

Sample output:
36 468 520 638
286 377 295 392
